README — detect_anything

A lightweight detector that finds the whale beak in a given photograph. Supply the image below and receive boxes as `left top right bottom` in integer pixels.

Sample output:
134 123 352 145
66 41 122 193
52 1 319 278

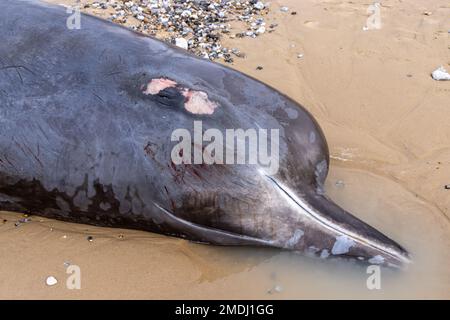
268 178 411 268
305 191 411 268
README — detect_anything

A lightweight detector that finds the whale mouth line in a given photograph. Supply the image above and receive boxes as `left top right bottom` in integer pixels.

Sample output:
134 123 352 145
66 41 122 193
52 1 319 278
265 175 411 265
152 202 275 247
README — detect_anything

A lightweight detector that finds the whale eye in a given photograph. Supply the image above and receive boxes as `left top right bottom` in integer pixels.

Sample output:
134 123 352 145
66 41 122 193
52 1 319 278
153 87 185 108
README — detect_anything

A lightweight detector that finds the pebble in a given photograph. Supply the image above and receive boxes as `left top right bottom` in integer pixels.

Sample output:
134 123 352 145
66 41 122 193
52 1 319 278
267 284 283 294
297 53 304 58
431 66 450 81
254 2 265 10
335 180 345 188
175 37 188 50
87 235 94 242
256 26 266 34
46 276 58 286
256 66 264 70
14 217 31 227
280 6 289 12
445 185 450 190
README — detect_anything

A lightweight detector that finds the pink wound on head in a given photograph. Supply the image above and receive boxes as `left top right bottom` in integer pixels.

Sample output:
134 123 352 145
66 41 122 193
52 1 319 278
143 78 177 95
182 89 218 115
143 78 219 115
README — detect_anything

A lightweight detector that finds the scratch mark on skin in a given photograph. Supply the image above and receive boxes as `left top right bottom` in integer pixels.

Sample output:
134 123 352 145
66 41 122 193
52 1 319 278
15 68 23 84
0 65 37 85
98 48 107 60
106 71 122 77
14 139 43 169
3 154 19 173
0 65 36 75
92 91 105 103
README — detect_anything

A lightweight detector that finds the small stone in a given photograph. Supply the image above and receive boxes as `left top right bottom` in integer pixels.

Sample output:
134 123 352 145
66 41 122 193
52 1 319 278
254 2 265 10
280 6 289 12
175 38 188 50
256 66 264 70
297 53 304 58
267 284 283 294
423 11 432 16
256 26 266 34
431 66 450 81
445 185 450 190
291 11 297 15
335 180 345 188
46 276 58 286
87 235 94 242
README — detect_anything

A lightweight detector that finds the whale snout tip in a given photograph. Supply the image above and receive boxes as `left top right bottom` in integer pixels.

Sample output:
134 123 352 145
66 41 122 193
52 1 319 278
326 226 412 269
357 242 412 269
268 180 412 269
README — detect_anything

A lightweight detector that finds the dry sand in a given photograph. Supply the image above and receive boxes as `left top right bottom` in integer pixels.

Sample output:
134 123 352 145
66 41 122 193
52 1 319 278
1 0 449 299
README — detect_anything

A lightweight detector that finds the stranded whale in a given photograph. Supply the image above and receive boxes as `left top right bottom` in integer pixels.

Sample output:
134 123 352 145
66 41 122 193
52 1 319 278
0 0 410 267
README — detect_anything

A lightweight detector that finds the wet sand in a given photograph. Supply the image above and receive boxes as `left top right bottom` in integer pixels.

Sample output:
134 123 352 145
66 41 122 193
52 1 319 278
1 0 449 299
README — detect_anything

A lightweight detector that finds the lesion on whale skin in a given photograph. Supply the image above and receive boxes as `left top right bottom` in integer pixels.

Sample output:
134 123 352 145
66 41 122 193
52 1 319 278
143 77 219 115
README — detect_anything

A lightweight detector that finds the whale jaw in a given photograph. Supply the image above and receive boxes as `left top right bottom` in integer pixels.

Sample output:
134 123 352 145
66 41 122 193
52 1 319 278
267 177 411 268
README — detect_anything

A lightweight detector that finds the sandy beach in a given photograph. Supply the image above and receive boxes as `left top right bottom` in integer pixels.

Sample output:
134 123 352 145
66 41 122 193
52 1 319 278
0 0 449 299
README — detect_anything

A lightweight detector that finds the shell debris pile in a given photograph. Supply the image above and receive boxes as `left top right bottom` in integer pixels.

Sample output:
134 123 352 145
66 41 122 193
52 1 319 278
83 0 274 63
